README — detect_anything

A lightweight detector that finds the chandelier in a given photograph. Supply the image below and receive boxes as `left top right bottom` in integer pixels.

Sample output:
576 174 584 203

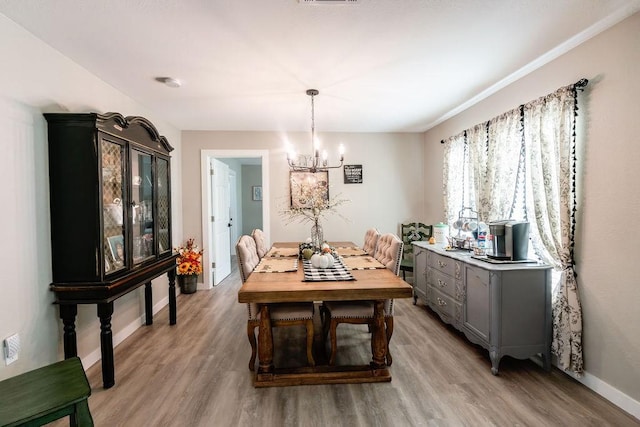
287 89 344 173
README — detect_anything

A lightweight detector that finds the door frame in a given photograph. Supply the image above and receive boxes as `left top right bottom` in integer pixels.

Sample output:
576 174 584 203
200 149 270 289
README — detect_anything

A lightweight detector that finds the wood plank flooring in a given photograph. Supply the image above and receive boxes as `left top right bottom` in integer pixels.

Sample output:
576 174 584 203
54 261 639 426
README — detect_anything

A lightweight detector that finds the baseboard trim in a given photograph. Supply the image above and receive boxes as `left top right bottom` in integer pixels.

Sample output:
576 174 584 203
79 295 171 373
563 369 640 421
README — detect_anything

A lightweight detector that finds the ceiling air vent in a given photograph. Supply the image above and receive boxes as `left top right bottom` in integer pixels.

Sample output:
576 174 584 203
299 0 359 3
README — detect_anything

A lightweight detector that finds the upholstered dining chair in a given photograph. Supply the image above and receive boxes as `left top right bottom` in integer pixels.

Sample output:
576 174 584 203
236 235 315 371
362 227 380 256
251 228 268 259
322 232 404 366
399 222 432 280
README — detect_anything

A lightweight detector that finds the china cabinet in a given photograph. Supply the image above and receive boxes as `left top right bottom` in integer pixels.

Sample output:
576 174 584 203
45 112 178 388
412 242 552 375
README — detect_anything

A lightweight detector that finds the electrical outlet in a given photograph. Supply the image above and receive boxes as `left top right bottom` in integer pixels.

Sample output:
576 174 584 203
3 333 20 365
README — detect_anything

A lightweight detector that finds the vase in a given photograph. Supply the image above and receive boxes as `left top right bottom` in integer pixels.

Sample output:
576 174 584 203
311 220 323 250
178 274 198 294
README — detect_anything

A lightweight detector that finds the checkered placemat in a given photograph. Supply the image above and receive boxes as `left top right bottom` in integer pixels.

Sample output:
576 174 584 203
265 247 299 258
254 257 298 273
335 246 368 257
302 257 355 282
341 256 386 270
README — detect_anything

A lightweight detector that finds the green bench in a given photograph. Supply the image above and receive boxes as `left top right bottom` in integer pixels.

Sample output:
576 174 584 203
0 357 93 426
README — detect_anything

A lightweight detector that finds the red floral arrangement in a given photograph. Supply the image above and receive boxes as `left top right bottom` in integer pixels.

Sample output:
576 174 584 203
175 238 203 275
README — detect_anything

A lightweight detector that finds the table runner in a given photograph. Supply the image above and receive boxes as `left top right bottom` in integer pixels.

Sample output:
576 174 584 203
335 246 368 257
341 256 386 270
254 257 298 273
265 247 299 258
303 258 355 282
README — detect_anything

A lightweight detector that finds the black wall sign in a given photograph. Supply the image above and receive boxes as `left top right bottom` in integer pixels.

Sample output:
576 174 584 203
344 164 363 184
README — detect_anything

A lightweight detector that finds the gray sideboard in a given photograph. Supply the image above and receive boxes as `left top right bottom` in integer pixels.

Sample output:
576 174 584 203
412 242 552 375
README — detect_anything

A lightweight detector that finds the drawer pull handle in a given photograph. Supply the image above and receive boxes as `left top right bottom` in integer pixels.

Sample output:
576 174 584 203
438 279 446 288
437 297 447 307
437 260 447 268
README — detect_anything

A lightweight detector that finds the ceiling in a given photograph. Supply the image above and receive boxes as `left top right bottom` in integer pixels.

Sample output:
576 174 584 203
1 0 638 132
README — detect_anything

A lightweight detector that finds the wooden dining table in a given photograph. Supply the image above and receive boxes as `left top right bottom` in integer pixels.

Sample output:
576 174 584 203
237 241 413 387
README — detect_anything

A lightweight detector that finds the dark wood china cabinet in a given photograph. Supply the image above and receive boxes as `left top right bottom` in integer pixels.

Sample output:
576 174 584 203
45 112 178 388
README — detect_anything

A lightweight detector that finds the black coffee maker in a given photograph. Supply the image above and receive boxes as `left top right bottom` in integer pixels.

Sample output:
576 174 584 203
488 220 530 261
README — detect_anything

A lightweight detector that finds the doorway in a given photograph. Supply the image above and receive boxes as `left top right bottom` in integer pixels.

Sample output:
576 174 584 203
200 150 270 289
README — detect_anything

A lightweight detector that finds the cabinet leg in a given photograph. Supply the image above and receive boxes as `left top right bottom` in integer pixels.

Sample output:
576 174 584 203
490 348 501 376
98 302 115 388
168 269 177 325
60 304 78 359
145 282 153 325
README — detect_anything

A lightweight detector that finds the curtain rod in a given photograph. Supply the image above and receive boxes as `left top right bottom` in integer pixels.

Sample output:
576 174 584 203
440 78 589 144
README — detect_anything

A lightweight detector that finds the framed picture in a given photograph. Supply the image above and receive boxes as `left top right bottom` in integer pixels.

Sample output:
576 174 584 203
252 185 262 201
107 235 125 265
290 171 329 208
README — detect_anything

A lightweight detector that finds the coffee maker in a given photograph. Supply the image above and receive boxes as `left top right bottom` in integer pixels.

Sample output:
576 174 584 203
487 220 530 261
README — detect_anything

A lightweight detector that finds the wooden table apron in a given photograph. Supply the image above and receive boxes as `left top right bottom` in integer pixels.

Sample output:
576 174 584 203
237 242 413 387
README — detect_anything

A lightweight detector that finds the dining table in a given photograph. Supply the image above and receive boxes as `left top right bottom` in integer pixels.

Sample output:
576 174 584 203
237 241 413 387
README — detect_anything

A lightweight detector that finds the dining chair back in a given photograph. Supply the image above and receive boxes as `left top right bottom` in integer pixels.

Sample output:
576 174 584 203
251 228 268 259
373 233 404 276
362 227 380 256
236 235 260 283
399 222 432 280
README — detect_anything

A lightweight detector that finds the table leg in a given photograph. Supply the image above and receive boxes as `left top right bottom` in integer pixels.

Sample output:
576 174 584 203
60 304 78 359
257 304 274 374
97 302 115 389
370 300 387 369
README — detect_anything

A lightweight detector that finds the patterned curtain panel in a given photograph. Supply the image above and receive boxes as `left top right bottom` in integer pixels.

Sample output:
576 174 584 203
524 85 583 374
468 110 522 222
442 132 466 224
442 81 586 375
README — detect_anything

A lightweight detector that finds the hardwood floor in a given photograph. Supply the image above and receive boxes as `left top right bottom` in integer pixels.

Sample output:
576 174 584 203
57 262 639 426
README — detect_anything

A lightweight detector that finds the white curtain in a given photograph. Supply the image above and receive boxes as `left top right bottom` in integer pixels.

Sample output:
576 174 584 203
524 86 583 374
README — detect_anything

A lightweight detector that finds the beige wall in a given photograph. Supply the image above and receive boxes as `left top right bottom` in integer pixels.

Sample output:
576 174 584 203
0 13 183 379
182 131 425 249
424 12 640 411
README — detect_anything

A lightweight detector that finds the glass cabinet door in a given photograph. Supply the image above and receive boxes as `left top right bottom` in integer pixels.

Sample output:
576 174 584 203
157 157 171 254
102 138 126 274
131 149 155 264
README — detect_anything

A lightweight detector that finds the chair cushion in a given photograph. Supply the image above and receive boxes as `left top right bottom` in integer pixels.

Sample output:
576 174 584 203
325 300 393 317
324 301 374 318
249 302 314 321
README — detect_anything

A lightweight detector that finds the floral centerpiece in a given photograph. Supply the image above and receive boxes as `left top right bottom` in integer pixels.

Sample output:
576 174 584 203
281 179 349 250
174 238 203 294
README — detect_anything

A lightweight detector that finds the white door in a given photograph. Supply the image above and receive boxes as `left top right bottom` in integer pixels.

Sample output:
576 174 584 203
210 158 231 285
228 170 238 255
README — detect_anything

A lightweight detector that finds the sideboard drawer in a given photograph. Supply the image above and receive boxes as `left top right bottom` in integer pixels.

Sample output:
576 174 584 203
428 268 463 301
430 287 462 327
428 252 457 277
